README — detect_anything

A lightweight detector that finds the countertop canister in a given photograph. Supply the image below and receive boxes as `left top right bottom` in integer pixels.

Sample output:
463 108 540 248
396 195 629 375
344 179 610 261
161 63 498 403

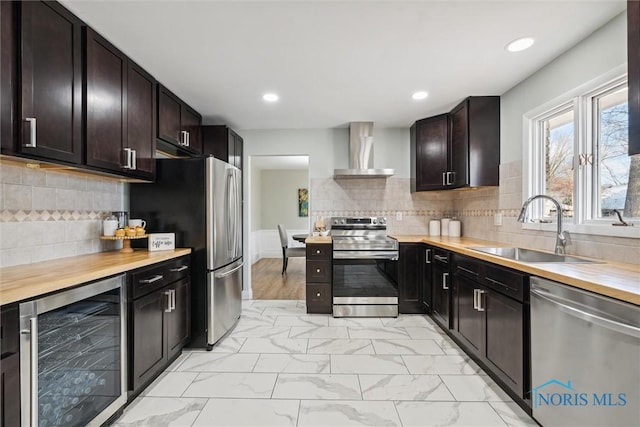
429 220 441 236
449 220 461 237
441 218 450 236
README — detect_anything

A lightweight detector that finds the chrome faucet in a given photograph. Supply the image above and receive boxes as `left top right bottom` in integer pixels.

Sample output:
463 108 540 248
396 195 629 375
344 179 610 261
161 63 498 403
517 195 567 254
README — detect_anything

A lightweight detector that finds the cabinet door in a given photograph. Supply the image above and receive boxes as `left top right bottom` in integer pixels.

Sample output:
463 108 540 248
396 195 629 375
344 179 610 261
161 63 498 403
411 115 448 191
85 28 126 172
422 247 433 312
167 279 191 359
1 352 20 427
398 244 425 314
449 100 469 188
486 290 524 395
233 132 243 170
132 288 167 391
1 1 18 154
182 106 202 154
456 275 483 354
20 1 82 164
158 85 182 146
432 262 450 329
127 62 156 179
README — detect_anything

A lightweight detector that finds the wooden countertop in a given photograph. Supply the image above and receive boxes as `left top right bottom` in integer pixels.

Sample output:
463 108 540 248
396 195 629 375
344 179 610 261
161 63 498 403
391 235 640 306
305 236 332 244
0 249 192 306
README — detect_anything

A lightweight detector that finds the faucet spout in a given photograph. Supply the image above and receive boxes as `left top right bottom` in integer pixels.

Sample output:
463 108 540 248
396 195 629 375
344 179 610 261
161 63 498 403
517 194 566 254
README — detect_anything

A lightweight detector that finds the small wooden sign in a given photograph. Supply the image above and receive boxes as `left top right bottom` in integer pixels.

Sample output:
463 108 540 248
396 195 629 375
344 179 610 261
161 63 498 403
148 233 176 251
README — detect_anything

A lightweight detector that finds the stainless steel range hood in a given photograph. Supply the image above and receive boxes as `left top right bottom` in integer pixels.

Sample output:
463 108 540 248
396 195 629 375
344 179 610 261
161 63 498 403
334 122 395 179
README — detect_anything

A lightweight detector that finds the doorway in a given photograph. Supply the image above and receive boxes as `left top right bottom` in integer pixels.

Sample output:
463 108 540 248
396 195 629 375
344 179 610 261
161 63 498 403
247 155 310 299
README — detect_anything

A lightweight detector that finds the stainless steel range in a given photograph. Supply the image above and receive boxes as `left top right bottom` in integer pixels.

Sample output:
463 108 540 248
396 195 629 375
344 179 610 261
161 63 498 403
331 217 399 317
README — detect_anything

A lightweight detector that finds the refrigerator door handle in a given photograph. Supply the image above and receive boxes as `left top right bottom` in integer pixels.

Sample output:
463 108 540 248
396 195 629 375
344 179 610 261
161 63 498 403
214 262 244 279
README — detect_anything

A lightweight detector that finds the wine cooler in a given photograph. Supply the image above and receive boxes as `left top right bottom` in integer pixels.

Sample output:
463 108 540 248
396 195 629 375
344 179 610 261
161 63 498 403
19 274 127 427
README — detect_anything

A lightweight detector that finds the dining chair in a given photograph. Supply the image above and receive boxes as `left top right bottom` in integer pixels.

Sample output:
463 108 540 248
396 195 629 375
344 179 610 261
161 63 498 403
277 224 306 274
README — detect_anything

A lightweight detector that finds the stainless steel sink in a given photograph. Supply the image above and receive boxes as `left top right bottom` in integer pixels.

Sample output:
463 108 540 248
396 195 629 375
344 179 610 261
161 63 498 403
471 247 602 263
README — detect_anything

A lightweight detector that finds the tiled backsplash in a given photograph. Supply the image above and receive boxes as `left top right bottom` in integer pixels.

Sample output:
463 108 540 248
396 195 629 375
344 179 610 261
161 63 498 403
310 164 639 265
0 162 126 268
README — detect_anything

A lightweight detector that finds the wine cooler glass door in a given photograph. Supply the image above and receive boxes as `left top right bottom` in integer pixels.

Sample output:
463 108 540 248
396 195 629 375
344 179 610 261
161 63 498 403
20 274 127 427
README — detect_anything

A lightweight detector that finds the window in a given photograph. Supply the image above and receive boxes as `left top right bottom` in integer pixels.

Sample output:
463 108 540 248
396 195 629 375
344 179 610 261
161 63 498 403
526 76 639 236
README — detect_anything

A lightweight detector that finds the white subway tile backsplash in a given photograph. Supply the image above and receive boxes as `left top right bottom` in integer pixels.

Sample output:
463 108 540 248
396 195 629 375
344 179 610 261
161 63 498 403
0 164 22 184
0 223 19 249
0 247 32 267
21 168 46 186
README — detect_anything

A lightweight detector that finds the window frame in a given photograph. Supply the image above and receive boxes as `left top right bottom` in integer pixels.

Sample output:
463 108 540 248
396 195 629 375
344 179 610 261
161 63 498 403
523 68 639 239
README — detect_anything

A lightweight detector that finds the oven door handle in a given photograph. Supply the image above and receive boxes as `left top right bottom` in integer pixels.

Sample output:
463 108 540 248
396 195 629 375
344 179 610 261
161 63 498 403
333 250 399 260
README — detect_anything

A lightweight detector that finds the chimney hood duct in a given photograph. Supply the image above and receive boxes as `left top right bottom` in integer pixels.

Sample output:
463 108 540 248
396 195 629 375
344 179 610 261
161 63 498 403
333 122 395 178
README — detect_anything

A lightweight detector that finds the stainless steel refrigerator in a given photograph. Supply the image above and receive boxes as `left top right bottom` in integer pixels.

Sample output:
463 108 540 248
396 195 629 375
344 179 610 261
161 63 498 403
130 156 242 350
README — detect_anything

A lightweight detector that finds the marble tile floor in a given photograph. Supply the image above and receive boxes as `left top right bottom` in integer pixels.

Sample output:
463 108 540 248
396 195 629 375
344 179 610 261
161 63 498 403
113 300 537 427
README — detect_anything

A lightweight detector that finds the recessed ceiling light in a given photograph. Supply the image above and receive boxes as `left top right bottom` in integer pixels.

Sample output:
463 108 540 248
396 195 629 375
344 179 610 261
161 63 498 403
412 91 429 100
263 93 279 102
506 37 535 52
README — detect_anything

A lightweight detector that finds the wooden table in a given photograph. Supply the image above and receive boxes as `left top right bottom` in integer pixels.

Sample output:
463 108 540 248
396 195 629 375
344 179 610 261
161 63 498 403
292 234 308 243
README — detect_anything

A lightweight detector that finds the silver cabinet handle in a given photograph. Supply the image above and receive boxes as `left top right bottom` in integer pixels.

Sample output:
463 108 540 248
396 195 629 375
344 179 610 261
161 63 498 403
186 131 190 147
180 130 189 146
170 265 189 272
442 172 446 186
477 289 485 311
316 249 321 254
425 249 431 264
131 149 137 170
165 290 172 312
473 289 479 310
140 274 164 284
442 272 449 290
316 292 321 297
173 289 177 310
29 317 39 426
25 117 37 147
434 254 448 262
123 148 133 169
316 268 321 273
446 171 455 185
457 266 478 276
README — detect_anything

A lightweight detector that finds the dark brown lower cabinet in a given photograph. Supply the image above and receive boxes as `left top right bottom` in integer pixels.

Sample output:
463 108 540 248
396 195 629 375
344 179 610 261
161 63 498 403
398 243 425 314
451 253 527 400
129 257 191 395
1 352 20 427
430 248 451 329
1 304 20 427
455 275 484 354
167 279 191 359
131 288 167 391
306 243 332 314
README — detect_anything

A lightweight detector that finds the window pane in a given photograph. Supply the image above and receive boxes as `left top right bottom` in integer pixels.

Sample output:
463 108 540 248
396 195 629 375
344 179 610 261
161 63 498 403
544 109 574 219
596 87 633 219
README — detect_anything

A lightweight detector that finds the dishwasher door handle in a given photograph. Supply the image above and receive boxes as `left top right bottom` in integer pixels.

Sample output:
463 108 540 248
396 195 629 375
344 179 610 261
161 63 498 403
531 288 640 338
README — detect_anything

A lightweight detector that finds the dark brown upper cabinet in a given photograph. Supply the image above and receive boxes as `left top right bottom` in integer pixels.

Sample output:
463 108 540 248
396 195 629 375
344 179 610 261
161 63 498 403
202 125 244 169
16 1 83 164
411 114 449 191
629 0 639 155
157 84 202 155
85 28 155 180
410 96 500 191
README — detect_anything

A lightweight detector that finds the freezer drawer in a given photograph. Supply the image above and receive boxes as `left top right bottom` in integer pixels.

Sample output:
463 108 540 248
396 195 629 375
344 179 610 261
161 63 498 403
207 259 243 348
530 277 640 427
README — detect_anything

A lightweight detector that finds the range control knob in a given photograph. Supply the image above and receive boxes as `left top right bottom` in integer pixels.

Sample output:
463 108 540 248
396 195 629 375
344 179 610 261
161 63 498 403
333 219 339 225
340 219 346 224
379 217 386 224
372 218 377 224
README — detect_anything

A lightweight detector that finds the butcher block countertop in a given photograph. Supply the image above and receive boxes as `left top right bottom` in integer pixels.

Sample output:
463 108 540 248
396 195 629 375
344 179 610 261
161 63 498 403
0 248 192 306
305 236 332 244
391 235 640 306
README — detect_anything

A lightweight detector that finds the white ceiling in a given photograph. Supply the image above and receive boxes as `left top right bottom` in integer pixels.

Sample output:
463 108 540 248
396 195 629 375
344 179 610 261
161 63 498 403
61 0 626 130
251 155 309 170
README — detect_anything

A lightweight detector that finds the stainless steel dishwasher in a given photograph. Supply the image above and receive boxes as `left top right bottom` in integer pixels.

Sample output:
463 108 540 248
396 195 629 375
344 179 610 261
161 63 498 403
530 277 640 427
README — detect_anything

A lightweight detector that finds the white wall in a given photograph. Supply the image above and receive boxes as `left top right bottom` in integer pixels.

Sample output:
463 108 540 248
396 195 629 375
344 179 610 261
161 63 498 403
501 12 627 163
250 166 261 231
259 169 310 230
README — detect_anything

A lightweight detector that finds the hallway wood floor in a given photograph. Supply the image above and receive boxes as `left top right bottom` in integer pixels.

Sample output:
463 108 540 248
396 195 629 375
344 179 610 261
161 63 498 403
251 257 306 300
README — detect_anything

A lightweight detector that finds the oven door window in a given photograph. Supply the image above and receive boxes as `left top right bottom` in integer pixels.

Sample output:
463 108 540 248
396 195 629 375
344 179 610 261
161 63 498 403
333 259 398 298
37 287 121 427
